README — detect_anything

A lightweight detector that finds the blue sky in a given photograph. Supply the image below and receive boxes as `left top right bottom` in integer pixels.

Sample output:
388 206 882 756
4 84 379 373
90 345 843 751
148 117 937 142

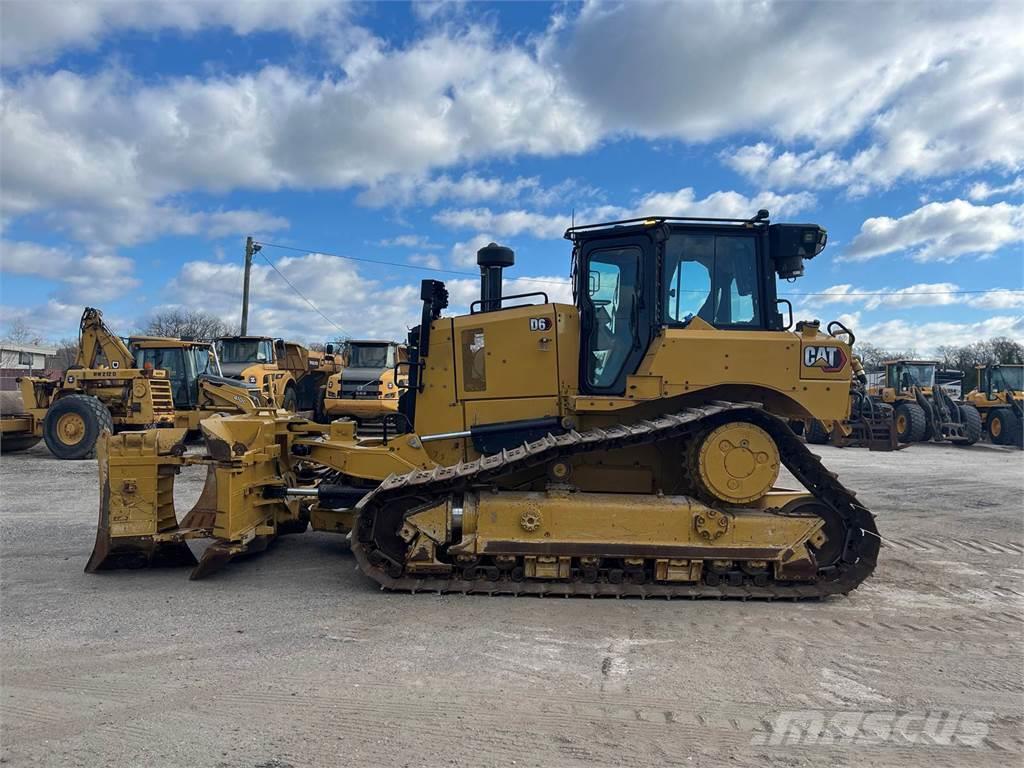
1 0 1022 350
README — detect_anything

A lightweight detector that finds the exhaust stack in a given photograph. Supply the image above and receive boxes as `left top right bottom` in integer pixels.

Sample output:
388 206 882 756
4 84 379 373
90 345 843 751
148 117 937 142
476 242 514 312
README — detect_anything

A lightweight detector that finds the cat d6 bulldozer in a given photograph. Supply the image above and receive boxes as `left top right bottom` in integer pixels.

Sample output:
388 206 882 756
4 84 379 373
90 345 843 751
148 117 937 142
87 212 879 599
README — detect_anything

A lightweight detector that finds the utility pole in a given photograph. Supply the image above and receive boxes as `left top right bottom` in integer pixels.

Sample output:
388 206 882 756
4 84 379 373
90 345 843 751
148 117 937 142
241 236 260 335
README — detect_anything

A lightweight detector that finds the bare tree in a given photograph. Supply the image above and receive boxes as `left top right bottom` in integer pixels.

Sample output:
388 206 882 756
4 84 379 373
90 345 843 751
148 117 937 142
140 309 234 340
49 338 80 371
1 318 43 346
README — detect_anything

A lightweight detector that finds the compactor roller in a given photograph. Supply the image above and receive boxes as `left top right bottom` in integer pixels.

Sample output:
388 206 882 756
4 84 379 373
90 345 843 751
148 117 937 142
88 212 879 599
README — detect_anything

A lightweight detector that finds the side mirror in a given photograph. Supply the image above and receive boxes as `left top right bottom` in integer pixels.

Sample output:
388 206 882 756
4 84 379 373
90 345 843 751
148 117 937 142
325 344 335 355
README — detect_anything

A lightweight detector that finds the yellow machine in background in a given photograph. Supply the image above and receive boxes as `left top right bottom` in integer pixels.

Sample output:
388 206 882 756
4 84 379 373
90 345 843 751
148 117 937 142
0 308 270 459
867 359 981 445
216 335 341 412
965 363 1023 447
317 340 407 434
3 308 176 459
88 212 879 600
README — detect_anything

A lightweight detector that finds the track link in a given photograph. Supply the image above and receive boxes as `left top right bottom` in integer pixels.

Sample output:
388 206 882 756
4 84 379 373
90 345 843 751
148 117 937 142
351 402 879 599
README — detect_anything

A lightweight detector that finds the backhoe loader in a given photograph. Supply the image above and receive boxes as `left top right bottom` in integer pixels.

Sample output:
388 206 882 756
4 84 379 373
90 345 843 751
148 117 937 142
316 340 408 434
87 212 879 599
1 308 267 459
965 363 1024 447
216 336 341 411
867 360 981 446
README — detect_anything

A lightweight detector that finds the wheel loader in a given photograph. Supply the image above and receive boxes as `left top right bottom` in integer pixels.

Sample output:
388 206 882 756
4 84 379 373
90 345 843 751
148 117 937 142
1 308 267 459
316 340 408 435
800 354 899 451
964 363 1024 447
87 212 880 599
867 359 981 446
215 335 341 411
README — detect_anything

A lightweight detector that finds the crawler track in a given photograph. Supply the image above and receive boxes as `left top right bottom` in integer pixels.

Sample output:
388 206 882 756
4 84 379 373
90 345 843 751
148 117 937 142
351 403 879 599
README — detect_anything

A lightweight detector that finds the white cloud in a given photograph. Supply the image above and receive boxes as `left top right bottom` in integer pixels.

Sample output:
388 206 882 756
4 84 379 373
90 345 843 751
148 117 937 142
1 28 597 250
968 290 1024 310
0 239 138 303
800 283 965 311
435 187 815 239
450 233 502 268
0 0 350 67
799 282 1024 313
358 174 540 208
851 315 1024 352
376 235 442 249
844 200 1024 262
968 176 1024 201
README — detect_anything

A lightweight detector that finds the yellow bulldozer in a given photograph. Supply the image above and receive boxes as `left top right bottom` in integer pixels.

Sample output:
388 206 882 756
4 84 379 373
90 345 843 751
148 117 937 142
866 359 981 446
316 339 408 435
964 363 1023 447
0 308 266 459
215 335 341 411
86 212 879 599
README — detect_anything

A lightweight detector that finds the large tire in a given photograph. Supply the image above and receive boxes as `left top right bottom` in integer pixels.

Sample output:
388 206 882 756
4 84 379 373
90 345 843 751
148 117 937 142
952 404 982 446
42 394 113 460
805 420 830 444
313 386 329 424
0 433 41 453
894 402 927 443
281 385 298 413
987 408 1020 446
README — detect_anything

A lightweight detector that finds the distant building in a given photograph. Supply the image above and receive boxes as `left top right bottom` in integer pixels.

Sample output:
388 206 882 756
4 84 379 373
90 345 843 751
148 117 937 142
0 341 57 391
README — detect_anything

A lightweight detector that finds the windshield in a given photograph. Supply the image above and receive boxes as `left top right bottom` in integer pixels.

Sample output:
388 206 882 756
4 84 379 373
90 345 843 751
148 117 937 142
133 347 190 406
990 366 1024 392
662 233 760 327
891 363 936 389
348 344 391 369
218 339 273 364
192 345 219 377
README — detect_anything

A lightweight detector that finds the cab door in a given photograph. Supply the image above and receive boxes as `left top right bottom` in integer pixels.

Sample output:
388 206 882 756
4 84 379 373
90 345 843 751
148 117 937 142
577 233 656 396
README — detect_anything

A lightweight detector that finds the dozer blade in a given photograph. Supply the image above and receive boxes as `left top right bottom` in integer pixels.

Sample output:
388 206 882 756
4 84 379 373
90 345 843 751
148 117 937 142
86 428 204 572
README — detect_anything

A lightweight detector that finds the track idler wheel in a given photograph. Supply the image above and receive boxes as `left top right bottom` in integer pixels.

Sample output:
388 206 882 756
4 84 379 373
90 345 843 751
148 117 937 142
692 421 780 504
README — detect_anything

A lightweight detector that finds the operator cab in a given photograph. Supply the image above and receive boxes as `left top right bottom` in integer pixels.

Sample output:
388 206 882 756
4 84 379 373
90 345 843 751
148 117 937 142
130 339 222 408
567 212 826 395
215 336 277 378
884 360 938 393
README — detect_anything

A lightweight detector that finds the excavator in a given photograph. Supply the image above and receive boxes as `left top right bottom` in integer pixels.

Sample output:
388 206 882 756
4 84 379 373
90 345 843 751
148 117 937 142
1 308 266 459
86 212 879 599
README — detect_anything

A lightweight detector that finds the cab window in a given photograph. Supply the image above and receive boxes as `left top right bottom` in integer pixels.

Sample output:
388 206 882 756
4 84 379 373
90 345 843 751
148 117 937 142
663 234 761 327
586 246 641 389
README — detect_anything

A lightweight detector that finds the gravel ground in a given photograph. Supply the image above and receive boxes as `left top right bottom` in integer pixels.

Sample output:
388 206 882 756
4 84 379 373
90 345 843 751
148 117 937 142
1 439 1022 767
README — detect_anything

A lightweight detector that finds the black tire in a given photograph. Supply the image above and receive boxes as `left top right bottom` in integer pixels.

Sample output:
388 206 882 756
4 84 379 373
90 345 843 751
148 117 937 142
313 386 328 423
805 420 830 444
987 408 1019 446
894 402 927 443
952 404 982 446
281 385 298 413
42 394 113 460
0 433 41 453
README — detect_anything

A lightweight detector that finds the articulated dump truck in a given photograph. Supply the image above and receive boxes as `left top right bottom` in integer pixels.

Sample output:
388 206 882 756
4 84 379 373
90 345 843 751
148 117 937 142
88 212 880 599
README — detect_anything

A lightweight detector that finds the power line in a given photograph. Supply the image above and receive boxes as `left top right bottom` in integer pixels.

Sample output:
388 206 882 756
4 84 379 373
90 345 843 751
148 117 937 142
257 240 1023 297
255 250 350 337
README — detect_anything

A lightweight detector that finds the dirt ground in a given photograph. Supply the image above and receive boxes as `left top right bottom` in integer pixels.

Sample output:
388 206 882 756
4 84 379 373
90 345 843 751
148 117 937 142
1 439 1022 767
